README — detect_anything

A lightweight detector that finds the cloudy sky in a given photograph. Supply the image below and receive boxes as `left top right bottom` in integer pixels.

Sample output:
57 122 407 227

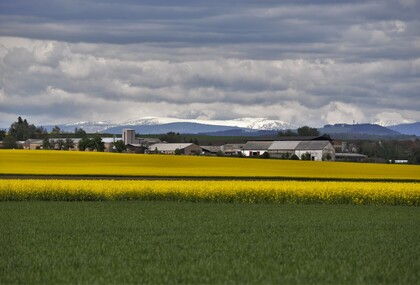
1 0 419 128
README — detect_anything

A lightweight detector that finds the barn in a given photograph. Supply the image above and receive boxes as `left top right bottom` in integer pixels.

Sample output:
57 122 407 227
148 143 202 155
242 140 335 161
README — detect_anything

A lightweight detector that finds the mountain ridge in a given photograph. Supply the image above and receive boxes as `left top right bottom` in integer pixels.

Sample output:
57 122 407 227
38 117 419 138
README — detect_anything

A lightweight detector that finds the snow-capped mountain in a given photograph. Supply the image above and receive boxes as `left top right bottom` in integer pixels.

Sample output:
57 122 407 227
58 121 117 133
121 117 295 130
235 118 296 130
46 117 296 134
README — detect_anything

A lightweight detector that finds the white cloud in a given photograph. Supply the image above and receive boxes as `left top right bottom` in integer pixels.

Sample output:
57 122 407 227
321 102 367 125
0 0 419 127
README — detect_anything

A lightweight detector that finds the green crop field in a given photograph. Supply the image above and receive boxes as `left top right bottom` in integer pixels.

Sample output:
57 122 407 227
2 150 420 284
1 202 419 284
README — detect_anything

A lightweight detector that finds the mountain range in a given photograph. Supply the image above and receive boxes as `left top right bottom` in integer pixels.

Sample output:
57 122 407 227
45 117 296 135
43 117 420 138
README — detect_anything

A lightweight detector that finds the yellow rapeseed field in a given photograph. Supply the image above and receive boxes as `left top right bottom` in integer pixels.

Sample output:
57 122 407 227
1 179 419 205
1 150 420 180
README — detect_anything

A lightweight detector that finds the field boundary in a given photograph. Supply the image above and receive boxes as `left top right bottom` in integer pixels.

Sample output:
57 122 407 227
1 174 420 183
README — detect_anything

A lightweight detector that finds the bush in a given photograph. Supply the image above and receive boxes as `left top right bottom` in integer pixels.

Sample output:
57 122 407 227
260 152 270 159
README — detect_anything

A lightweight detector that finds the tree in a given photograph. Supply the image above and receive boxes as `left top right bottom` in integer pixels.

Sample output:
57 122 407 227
2 135 18 149
408 149 420 165
113 140 127 153
56 139 65 150
0 129 7 140
260 152 270 159
49 139 56 150
90 135 105 152
174 148 182 155
9 116 37 141
78 137 91 151
34 126 48 139
63 138 75 150
159 132 181 143
290 154 299 160
278 129 297 137
301 152 312 160
281 152 291 159
42 137 51 150
323 153 332 161
297 126 320 136
51 126 61 135
74 128 87 138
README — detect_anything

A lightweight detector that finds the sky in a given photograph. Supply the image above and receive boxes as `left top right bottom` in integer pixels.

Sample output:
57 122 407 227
0 0 419 128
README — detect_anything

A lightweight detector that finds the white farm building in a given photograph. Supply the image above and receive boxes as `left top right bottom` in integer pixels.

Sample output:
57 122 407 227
242 139 335 161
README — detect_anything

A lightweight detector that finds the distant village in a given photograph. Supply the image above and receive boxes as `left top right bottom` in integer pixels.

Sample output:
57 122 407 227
6 128 374 163
3 117 419 164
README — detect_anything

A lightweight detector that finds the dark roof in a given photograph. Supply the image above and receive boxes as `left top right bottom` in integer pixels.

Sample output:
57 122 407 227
201 146 222 153
222 144 245 152
335 153 367 158
243 141 273 150
296 141 331 150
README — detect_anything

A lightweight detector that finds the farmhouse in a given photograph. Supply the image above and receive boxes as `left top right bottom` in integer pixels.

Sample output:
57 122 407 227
148 143 202 155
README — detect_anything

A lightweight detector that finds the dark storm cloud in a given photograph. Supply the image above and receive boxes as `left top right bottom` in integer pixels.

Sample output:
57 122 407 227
0 0 419 127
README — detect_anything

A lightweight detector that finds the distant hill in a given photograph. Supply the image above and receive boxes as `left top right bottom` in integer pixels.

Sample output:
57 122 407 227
40 118 419 139
318 123 401 137
387 122 420 136
201 129 278 137
103 122 247 135
43 117 295 134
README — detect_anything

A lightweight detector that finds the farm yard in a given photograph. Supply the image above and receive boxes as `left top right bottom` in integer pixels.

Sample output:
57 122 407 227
1 149 420 284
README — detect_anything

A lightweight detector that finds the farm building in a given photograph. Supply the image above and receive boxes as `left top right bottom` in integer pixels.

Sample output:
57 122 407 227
242 141 274 157
293 141 335 161
23 139 43 150
201 145 222 155
335 153 367 162
101 138 123 152
122 129 136 145
221 144 245 156
148 143 202 155
242 140 335 161
267 141 301 158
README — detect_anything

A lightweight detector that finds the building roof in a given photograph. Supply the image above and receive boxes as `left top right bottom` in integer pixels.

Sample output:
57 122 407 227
243 141 274 150
268 141 301 151
24 139 43 144
221 144 245 152
101 138 122 143
149 143 197 151
296 141 331 150
335 153 367 158
201 146 222 153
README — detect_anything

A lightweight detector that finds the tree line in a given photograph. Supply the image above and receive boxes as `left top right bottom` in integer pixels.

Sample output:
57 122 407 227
0 117 111 152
